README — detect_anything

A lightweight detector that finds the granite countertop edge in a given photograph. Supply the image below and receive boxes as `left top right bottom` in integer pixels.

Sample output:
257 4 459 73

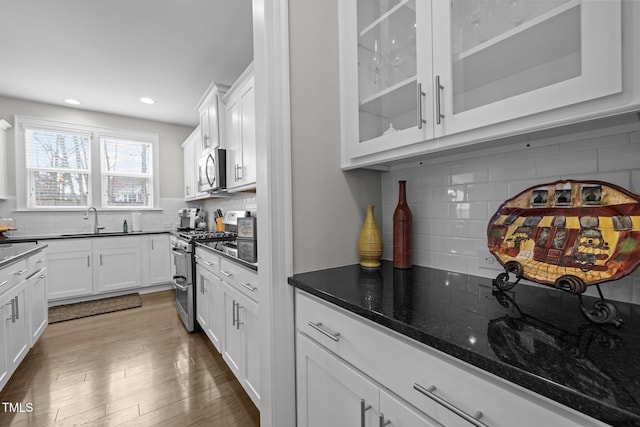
0 243 48 269
1 230 170 243
288 271 640 426
194 241 258 272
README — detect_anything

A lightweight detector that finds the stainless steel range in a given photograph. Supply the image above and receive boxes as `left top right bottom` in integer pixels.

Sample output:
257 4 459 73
171 230 236 331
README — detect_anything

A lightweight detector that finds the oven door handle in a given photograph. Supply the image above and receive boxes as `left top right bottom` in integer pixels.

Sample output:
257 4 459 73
172 276 189 291
172 249 188 257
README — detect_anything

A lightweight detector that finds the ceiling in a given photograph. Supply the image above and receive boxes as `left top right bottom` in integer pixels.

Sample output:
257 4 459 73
0 0 253 127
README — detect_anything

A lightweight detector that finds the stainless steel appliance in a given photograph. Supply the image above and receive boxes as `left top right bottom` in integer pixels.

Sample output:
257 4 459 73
178 208 200 230
198 148 226 193
171 229 237 332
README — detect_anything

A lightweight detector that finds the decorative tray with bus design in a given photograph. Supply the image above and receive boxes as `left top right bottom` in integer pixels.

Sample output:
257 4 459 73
487 180 640 326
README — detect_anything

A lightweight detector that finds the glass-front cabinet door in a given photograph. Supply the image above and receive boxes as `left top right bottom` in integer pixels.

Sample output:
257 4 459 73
340 0 433 161
432 0 622 137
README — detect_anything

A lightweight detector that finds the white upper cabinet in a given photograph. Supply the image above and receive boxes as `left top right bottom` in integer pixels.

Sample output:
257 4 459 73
340 0 630 169
340 0 433 160
432 0 621 137
182 126 208 201
224 62 256 192
197 83 227 153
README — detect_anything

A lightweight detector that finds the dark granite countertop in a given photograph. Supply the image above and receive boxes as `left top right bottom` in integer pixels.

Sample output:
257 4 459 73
288 261 640 426
194 241 258 271
0 242 47 269
1 230 169 243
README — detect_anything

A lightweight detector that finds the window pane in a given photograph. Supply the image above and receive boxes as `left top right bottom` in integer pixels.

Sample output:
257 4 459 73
27 129 90 170
102 175 151 207
31 171 89 207
102 139 152 175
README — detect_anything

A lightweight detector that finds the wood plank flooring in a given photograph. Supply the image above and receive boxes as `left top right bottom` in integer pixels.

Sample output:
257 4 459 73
0 290 260 427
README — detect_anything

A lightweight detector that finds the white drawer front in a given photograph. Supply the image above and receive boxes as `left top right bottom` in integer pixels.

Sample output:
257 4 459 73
0 259 28 297
195 247 221 276
219 258 258 302
295 291 606 427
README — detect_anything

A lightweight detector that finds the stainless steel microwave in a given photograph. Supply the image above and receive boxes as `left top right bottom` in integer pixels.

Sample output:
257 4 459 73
198 148 226 192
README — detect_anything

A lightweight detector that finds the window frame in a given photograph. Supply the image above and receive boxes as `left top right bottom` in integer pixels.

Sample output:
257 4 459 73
15 115 160 211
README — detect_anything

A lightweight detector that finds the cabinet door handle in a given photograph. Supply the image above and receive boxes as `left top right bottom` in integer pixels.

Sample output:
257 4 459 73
307 321 340 342
0 280 7 287
417 82 426 129
435 75 445 125
360 399 372 427
236 164 243 181
232 300 237 326
14 295 19 320
236 302 243 330
239 281 256 292
151 240 154 250
221 270 232 277
413 383 487 427
6 298 16 323
379 414 390 427
100 254 103 266
87 255 91 268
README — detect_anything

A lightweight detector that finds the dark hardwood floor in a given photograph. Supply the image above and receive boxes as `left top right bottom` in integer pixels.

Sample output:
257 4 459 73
0 290 260 426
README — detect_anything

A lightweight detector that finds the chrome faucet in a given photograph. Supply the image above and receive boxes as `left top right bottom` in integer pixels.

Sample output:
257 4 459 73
85 207 105 234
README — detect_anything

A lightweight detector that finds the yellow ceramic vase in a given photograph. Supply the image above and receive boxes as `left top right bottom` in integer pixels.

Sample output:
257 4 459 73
358 205 383 269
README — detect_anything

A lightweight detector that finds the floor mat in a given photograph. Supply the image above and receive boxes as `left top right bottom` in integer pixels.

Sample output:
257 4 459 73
48 293 142 323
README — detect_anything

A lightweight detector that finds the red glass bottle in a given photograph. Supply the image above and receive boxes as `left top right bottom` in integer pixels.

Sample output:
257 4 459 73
393 180 412 269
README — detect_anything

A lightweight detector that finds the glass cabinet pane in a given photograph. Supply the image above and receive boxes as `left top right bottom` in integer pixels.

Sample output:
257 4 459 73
450 0 577 114
357 0 417 142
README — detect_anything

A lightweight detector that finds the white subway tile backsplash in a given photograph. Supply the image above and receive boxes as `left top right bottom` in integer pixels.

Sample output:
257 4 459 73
467 182 508 202
449 202 488 220
488 155 536 182
599 143 640 172
381 124 640 304
535 148 598 177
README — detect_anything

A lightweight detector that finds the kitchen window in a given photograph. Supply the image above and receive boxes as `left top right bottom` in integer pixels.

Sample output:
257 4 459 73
15 116 159 210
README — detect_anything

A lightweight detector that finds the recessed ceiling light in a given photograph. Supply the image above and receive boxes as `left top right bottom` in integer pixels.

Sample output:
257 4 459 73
63 98 81 105
139 97 155 105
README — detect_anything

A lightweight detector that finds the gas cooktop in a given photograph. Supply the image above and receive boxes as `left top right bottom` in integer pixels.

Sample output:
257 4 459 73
175 230 237 242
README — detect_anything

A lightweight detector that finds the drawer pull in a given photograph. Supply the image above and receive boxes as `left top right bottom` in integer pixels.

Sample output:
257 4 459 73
307 321 340 342
240 281 257 292
204 261 214 267
15 269 28 276
360 399 371 427
221 270 232 277
0 280 7 287
413 383 487 427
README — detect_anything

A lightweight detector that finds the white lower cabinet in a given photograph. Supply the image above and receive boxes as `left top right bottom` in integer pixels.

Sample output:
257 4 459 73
3 280 29 376
142 234 171 286
0 300 7 389
222 280 260 409
295 290 608 427
94 237 142 293
195 248 224 351
195 246 260 409
27 266 48 346
47 234 170 303
46 239 93 300
0 247 48 392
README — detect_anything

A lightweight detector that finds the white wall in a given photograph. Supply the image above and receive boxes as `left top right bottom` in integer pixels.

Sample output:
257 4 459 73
0 95 193 235
289 0 382 274
0 95 193 198
381 121 640 304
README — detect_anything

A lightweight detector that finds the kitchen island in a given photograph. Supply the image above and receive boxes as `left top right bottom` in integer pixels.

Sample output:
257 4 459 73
289 261 640 426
